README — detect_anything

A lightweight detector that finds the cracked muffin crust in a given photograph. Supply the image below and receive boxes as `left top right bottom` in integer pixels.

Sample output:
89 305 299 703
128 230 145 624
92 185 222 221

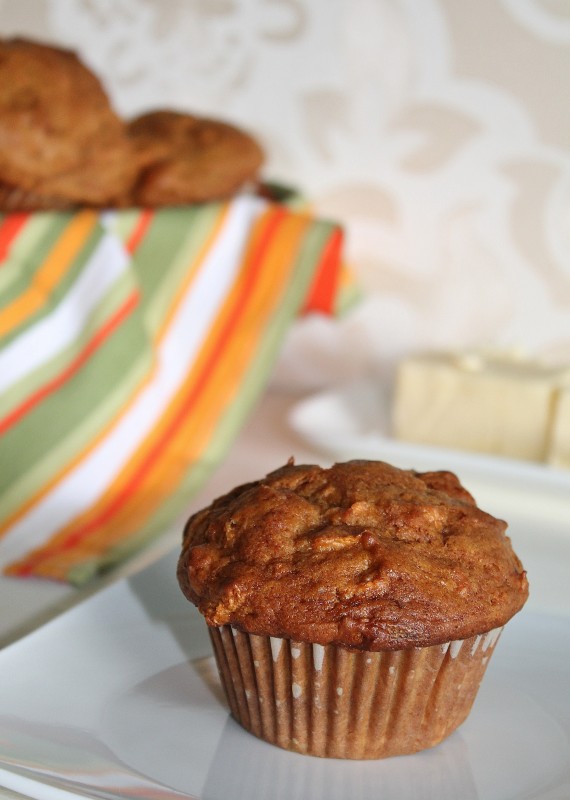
177 459 529 650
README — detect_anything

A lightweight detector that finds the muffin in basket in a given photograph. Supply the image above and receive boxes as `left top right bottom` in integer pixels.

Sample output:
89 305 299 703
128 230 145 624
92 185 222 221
177 459 528 759
0 37 265 211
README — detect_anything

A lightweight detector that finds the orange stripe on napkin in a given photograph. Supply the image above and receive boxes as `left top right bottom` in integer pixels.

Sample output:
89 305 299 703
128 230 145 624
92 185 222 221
301 226 343 314
125 209 154 254
0 211 98 336
0 213 30 263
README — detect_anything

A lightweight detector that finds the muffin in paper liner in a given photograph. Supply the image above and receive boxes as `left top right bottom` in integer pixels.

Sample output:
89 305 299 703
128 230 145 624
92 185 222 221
208 624 503 760
178 459 528 760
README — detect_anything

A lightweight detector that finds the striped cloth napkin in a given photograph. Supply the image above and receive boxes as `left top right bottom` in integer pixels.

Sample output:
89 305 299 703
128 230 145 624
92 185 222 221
0 193 354 585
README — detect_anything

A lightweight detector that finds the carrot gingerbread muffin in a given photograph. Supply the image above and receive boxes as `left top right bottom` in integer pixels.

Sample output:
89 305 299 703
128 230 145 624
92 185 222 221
181 459 528 759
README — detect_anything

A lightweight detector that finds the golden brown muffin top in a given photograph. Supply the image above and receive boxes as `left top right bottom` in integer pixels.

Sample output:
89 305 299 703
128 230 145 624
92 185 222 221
177 460 528 650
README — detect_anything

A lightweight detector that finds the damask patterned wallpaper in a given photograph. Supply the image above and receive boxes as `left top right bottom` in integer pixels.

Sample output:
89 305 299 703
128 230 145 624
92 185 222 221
2 0 569 378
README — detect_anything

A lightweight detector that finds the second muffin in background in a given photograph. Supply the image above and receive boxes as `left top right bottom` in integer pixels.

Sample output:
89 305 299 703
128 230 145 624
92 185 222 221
177 459 528 759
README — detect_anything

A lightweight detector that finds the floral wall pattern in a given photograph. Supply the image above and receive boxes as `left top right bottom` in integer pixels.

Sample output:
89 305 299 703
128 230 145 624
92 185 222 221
2 0 569 379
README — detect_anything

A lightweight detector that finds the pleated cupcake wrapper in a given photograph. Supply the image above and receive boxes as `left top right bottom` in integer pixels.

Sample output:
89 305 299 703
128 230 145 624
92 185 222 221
209 624 503 759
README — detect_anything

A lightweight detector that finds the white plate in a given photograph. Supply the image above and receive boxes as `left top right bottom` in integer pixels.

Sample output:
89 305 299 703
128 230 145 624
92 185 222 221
0 449 569 800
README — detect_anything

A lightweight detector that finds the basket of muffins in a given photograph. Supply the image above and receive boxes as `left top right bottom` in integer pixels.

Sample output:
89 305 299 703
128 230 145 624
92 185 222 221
177 458 528 759
0 37 355 584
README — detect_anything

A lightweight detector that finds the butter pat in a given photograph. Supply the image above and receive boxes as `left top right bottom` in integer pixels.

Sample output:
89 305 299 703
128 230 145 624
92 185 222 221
549 386 570 468
392 350 570 463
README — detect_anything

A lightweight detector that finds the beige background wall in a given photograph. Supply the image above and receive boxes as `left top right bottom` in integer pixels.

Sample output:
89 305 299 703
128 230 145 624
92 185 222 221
2 0 569 381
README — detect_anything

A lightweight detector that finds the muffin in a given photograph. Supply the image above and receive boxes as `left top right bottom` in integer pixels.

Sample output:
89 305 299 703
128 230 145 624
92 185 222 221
127 110 264 206
0 38 139 208
0 38 265 211
177 459 528 759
